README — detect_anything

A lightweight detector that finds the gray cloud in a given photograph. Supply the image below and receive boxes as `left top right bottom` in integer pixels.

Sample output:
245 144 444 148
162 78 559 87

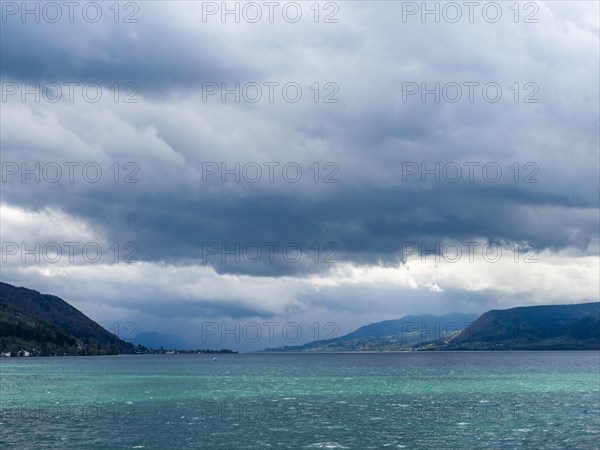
1 1 598 339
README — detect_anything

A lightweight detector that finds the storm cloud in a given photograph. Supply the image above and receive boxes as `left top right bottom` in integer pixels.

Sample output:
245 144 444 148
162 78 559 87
1 1 598 349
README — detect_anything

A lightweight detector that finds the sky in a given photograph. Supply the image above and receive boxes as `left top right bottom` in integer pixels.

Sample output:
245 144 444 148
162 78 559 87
1 1 599 350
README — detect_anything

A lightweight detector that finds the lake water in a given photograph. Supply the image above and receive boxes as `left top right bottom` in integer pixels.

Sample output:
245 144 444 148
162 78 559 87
1 352 599 449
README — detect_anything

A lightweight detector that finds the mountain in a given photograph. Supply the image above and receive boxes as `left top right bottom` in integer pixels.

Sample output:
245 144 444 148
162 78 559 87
0 282 141 356
130 332 193 350
416 302 600 350
264 313 479 352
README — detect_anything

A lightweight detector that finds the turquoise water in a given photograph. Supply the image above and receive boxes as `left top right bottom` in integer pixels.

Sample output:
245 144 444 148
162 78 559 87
1 352 599 449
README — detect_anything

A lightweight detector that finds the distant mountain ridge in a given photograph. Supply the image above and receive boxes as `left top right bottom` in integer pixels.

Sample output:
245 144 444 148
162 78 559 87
0 282 140 356
264 313 479 352
342 313 478 340
3 281 597 355
265 303 600 352
419 302 600 350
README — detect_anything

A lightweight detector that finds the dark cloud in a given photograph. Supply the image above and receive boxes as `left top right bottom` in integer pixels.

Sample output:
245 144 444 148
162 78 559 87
1 2 598 335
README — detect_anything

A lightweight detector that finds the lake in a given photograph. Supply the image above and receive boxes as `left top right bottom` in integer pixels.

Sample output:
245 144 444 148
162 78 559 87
1 352 599 449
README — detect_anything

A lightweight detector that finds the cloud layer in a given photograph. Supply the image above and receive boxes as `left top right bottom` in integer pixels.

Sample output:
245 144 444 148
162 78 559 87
1 1 598 349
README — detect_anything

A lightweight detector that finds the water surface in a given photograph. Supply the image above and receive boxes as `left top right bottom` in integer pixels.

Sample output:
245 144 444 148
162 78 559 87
1 352 598 449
